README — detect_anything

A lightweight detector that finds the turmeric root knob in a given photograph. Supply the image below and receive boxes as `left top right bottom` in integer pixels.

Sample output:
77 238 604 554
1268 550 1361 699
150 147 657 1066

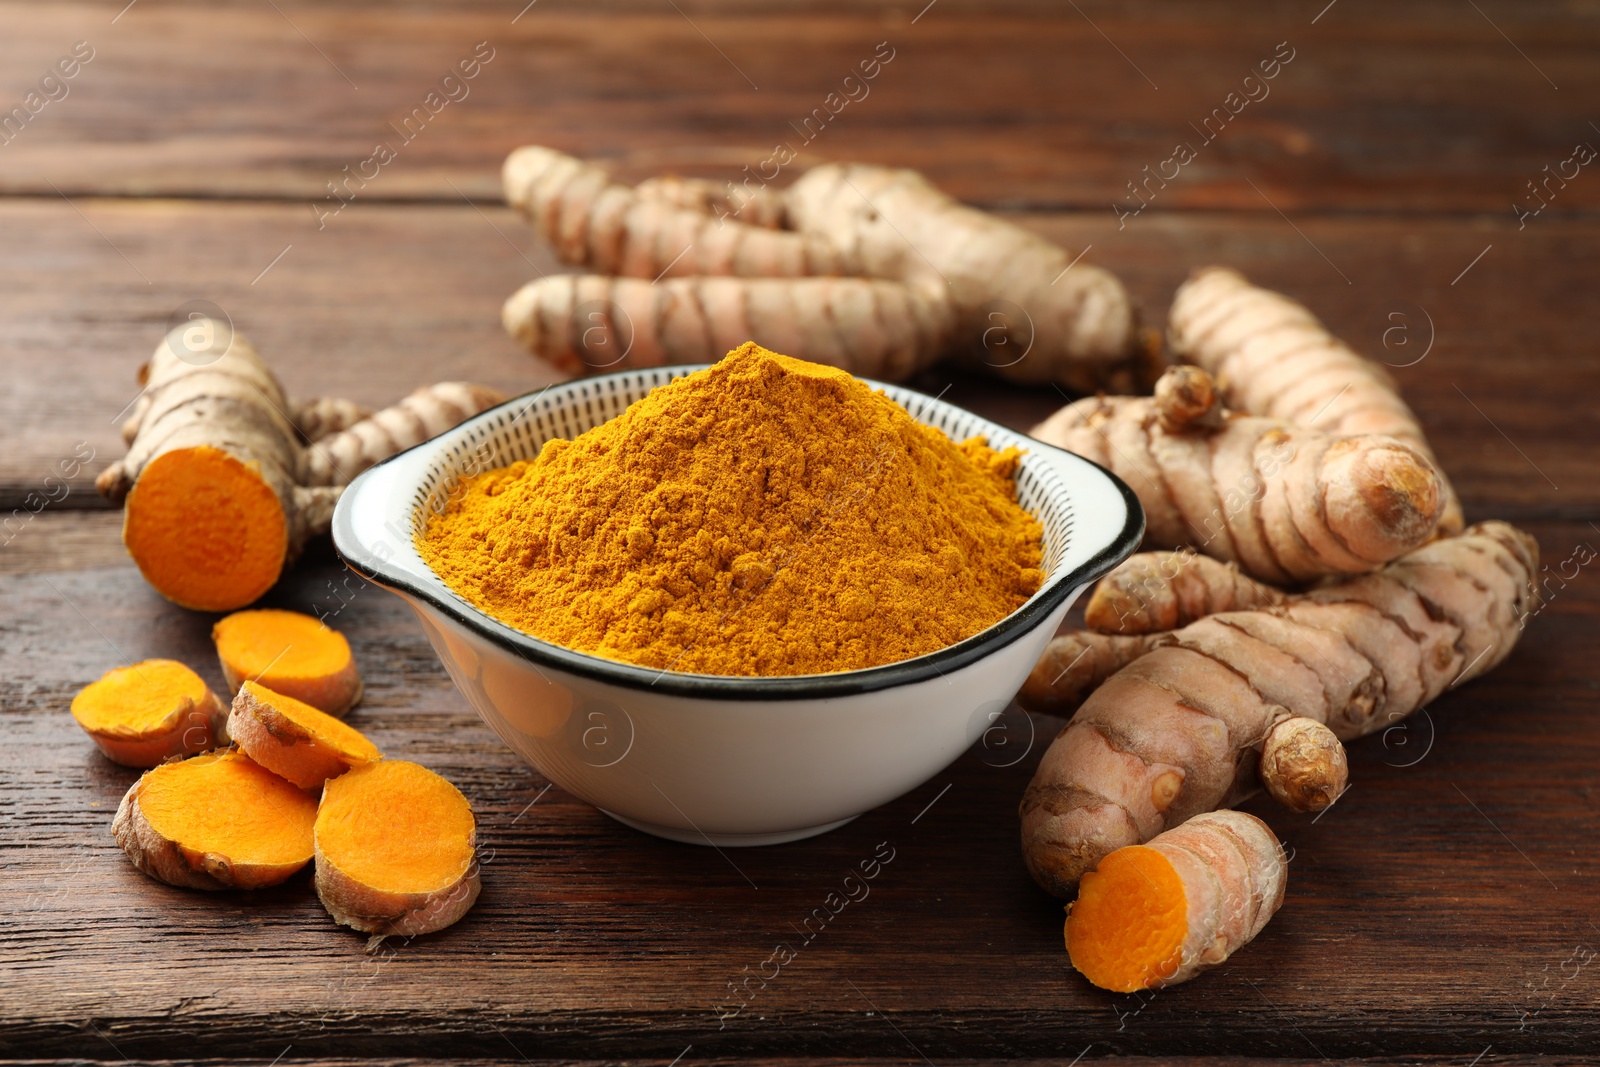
112 750 317 890
1032 366 1446 584
228 681 381 791
314 760 480 938
1067 810 1287 992
70 659 226 768
214 608 363 716
1259 716 1348 813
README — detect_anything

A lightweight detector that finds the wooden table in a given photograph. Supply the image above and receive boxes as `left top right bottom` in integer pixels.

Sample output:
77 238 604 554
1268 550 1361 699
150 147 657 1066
3 3 1597 1063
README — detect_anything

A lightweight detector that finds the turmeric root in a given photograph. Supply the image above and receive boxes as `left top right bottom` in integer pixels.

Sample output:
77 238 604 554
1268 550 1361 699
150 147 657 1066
1019 521 1537 896
504 146 845 279
113 750 317 890
96 324 339 612
503 274 952 379
213 608 363 716
228 681 381 791
314 760 480 937
97 321 503 611
1066 810 1287 992
1168 267 1462 534
1032 366 1445 584
292 396 373 443
635 174 787 229
298 382 507 487
502 146 1147 392
70 659 226 768
1084 550 1288 634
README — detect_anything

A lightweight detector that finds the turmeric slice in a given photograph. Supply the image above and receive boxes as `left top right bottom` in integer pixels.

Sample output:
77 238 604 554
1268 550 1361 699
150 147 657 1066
1067 811 1287 991
315 760 480 937
213 608 363 716
228 680 381 791
70 659 226 768
112 750 317 890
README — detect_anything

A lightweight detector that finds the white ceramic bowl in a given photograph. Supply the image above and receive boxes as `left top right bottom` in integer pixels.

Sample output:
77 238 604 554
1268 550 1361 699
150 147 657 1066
332 366 1142 846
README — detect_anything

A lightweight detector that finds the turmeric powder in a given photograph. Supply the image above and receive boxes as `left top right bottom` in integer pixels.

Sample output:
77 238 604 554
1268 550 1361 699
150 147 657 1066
421 343 1044 676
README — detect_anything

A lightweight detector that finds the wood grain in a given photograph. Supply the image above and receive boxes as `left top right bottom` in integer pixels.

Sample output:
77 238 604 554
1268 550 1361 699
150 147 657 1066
3 519 1597 1059
0 2 1595 213
2 198 1594 518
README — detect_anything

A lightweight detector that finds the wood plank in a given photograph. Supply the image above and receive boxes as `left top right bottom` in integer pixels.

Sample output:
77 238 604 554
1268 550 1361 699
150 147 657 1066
0 511 126 576
1 198 1593 517
0 2 1595 212
3 518 1596 1058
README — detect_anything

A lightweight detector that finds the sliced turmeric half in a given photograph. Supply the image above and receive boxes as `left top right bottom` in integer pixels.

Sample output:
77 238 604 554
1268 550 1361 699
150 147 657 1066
229 680 381 790
123 445 292 613
315 760 480 937
70 659 226 768
214 608 363 716
1066 810 1287 991
113 750 317 891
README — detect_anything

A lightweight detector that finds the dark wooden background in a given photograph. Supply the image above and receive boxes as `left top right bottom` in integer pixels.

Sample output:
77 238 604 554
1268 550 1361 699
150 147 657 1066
3 2 1597 1064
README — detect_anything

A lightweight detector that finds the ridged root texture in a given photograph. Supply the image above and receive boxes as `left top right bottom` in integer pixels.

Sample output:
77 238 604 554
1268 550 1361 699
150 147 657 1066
1168 266 1461 534
1067 811 1287 991
502 274 954 379
1020 522 1539 896
1083 550 1288 635
500 145 1147 391
1031 366 1446 584
213 608 363 716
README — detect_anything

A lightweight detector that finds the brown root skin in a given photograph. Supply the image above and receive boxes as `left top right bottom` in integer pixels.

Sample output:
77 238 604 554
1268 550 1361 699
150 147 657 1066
502 145 1145 392
299 382 506 488
292 396 373 444
113 751 316 891
1021 522 1538 894
1169 266 1462 535
1017 631 1168 715
503 146 845 279
635 174 788 229
1032 366 1446 584
71 660 227 769
314 761 481 938
227 681 381 791
1259 716 1348 813
1066 810 1287 991
1084 550 1289 635
503 274 954 381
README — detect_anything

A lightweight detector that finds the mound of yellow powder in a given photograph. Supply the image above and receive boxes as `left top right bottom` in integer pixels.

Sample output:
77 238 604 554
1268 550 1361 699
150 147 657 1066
421 343 1043 676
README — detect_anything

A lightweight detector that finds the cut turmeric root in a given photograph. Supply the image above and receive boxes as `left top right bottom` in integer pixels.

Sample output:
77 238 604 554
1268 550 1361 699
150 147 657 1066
1066 811 1287 991
228 681 381 791
70 659 226 768
113 750 317 890
1019 521 1538 896
213 608 363 716
98 321 504 612
315 760 480 937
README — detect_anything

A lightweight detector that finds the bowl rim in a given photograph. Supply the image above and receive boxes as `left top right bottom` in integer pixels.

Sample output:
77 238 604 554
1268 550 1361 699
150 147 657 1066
332 367 1145 701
